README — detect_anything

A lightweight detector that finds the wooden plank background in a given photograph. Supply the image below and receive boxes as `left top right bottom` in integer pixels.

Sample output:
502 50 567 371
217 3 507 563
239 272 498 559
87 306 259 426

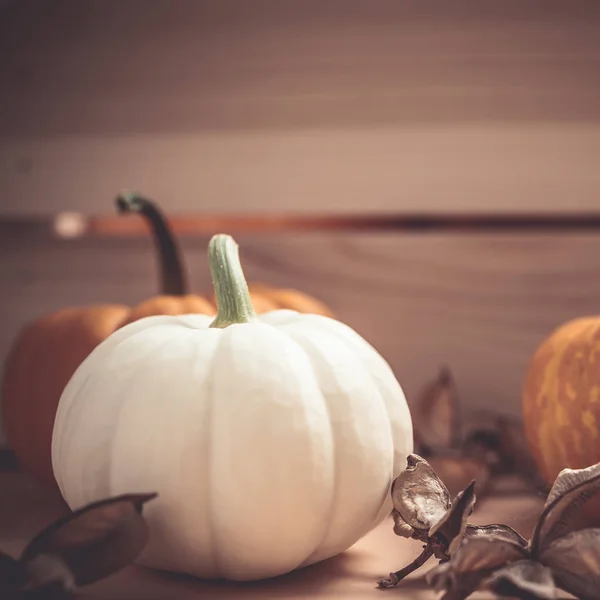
2 227 600 443
1 0 600 215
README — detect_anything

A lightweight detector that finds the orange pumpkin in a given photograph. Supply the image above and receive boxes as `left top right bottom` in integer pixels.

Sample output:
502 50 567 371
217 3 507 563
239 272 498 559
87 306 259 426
2 192 333 489
522 316 600 485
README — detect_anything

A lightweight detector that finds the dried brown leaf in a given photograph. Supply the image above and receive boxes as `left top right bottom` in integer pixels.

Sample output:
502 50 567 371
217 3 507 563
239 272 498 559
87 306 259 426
465 524 528 547
427 560 486 600
426 535 527 600
540 528 600 600
391 454 451 531
430 480 476 554
21 493 157 586
545 462 600 508
531 464 600 553
413 367 461 451
436 535 527 578
488 559 557 599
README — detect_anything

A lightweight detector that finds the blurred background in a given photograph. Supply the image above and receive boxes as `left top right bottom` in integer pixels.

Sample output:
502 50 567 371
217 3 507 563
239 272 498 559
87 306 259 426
1 0 600 443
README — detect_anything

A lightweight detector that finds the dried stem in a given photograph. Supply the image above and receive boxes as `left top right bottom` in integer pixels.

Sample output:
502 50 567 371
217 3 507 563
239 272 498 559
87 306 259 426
377 545 434 588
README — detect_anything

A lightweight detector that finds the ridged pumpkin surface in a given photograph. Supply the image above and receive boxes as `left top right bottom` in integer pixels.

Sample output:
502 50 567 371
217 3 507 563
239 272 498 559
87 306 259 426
522 316 600 484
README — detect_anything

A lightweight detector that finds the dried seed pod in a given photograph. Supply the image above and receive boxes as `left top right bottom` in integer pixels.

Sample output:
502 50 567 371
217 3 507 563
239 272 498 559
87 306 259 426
488 559 556 600
539 528 600 600
430 481 476 555
391 509 415 538
531 462 600 552
427 535 529 600
391 454 451 531
379 455 480 588
412 367 461 453
465 523 528 547
423 460 600 600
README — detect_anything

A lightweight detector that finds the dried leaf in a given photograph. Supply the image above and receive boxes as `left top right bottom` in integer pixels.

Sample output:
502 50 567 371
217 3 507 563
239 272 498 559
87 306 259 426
465 524 528 547
531 464 600 553
545 462 600 508
488 559 557 599
425 562 500 600
427 560 487 600
539 528 600 600
21 493 157 586
430 480 476 554
431 535 528 583
391 454 451 531
413 367 461 451
426 534 529 600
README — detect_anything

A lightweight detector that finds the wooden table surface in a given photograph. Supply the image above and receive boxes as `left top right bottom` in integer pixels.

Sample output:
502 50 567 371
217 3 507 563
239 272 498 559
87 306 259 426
0 469 551 599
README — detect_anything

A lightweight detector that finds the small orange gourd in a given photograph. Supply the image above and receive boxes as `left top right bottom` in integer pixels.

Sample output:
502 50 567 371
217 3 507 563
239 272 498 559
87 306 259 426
522 316 600 485
2 192 333 489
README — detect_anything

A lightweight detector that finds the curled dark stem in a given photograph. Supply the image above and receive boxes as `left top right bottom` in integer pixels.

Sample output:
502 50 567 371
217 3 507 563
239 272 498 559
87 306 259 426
377 545 434 589
116 191 188 296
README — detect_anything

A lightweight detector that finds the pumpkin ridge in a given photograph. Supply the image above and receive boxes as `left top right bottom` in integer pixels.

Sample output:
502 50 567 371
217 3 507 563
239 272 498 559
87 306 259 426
282 332 337 567
185 326 222 577
275 318 393 566
51 317 173 492
107 332 183 493
203 326 230 579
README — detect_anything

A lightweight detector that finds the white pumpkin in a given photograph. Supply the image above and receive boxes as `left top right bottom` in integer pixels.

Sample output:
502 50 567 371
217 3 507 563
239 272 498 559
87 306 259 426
51 234 413 582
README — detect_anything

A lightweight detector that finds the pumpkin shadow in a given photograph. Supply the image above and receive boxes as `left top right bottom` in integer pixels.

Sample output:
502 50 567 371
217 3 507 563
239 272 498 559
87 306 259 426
132 548 429 598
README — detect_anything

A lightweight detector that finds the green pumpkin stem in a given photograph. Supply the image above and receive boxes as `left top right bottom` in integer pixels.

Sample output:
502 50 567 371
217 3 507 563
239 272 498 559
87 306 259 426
115 191 188 296
208 234 257 328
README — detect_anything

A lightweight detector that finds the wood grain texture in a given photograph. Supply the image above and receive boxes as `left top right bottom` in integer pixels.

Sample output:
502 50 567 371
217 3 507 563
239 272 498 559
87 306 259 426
2 125 600 216
2 229 600 444
0 470 544 599
81 211 600 236
0 0 599 215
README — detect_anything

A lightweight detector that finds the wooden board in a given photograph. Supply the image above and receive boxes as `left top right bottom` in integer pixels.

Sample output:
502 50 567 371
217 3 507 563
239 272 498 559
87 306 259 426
0 469 547 599
2 228 600 442
2 125 600 217
1 0 600 215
